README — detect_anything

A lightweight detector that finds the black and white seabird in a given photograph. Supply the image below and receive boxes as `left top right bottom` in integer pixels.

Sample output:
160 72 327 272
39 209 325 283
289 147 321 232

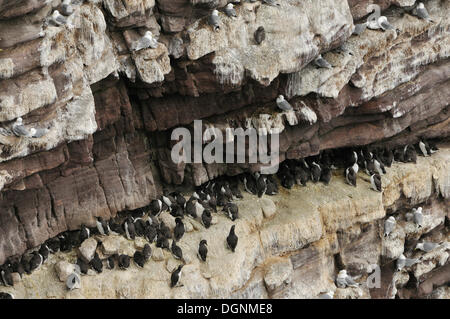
106 254 117 270
90 253 103 273
150 199 163 216
227 225 238 253
223 202 239 221
12 117 33 137
159 221 172 239
364 159 376 176
404 145 417 163
133 218 147 237
50 10 68 26
281 173 295 189
79 224 90 242
276 95 293 111
174 217 185 242
413 2 433 22
345 167 357 187
198 240 208 262
171 191 186 208
254 26 265 45
45 237 61 254
256 174 267 198
294 167 309 186
185 198 197 218
0 292 14 299
314 54 333 69
144 223 157 243
224 3 237 17
133 251 147 268
170 204 184 219
373 158 385 176
162 193 175 209
118 254 131 270
413 207 423 228
201 209 212 229
418 140 432 157
384 216 396 237
208 10 221 32
39 244 50 263
170 265 184 288
10 257 24 277
378 16 396 32
265 176 279 195
370 174 382 192
21 255 32 275
96 217 109 236
378 148 392 168
143 244 152 260
76 257 89 274
311 162 322 183
124 217 136 240
135 31 158 51
171 241 183 260
243 174 257 195
29 251 43 272
156 233 170 250
1 266 13 287
320 166 332 185
216 193 229 207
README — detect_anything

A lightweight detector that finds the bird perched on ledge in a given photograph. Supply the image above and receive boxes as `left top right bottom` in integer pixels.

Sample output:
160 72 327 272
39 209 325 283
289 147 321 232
412 2 433 22
224 3 237 18
208 10 221 32
131 31 158 51
276 95 293 111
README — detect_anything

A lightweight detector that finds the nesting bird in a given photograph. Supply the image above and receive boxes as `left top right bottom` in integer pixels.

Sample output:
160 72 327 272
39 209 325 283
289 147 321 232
208 10 221 32
254 26 266 45
370 173 382 192
314 54 333 69
415 241 441 253
170 265 183 288
223 202 239 221
224 3 237 18
198 240 208 262
118 254 131 270
171 241 183 260
276 95 294 112
396 254 419 272
201 209 212 229
413 207 423 228
384 216 396 237
132 31 158 51
50 10 68 26
226 225 238 252
336 270 359 288
173 218 185 242
413 2 433 22
377 16 396 32
12 117 34 138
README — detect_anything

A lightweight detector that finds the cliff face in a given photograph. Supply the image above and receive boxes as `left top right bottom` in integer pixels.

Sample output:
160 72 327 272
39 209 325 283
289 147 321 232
0 0 449 298
0 145 448 299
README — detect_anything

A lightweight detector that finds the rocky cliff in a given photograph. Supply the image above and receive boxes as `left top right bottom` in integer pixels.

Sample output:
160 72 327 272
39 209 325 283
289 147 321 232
0 145 448 298
0 0 449 298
